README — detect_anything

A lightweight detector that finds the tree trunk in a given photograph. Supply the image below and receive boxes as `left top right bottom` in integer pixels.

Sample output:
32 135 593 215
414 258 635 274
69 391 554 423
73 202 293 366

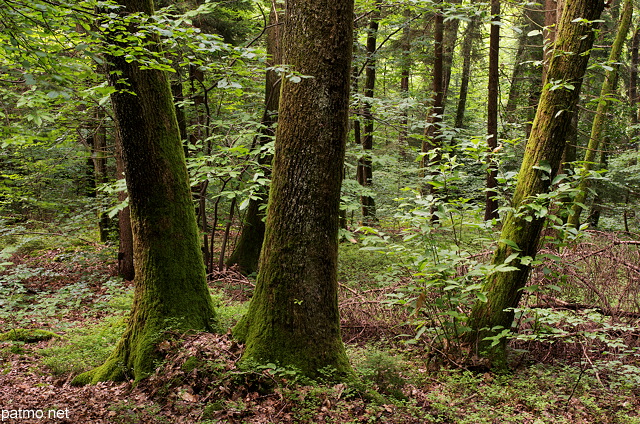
504 3 544 138
568 0 632 228
440 0 461 107
454 17 480 129
233 0 354 379
74 0 216 384
399 9 411 144
421 6 444 198
485 0 500 221
226 3 282 275
115 130 135 281
467 0 605 367
357 3 380 223
631 26 640 131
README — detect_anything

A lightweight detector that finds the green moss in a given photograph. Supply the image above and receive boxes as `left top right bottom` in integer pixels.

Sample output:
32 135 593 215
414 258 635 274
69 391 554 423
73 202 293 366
0 329 61 343
41 317 126 375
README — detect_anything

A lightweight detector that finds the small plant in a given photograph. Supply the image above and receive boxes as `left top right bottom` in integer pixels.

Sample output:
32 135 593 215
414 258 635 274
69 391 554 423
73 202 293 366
353 348 407 399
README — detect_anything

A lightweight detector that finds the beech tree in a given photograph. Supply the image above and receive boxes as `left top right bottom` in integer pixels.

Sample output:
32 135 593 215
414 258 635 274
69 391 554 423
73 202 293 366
233 0 354 379
74 0 217 383
467 0 605 366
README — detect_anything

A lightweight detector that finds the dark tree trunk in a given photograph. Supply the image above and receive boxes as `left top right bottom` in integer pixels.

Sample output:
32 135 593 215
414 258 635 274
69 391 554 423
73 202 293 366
467 0 605 367
74 0 216 384
115 130 135 281
454 17 480 129
234 0 354 379
485 0 500 221
631 27 640 132
421 6 444 199
357 3 380 223
440 0 460 106
399 9 411 144
504 3 544 138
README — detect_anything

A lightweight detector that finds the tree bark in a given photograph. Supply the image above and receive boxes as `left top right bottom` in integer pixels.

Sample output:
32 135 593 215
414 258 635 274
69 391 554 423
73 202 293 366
115 130 135 281
74 0 216 384
421 5 444 199
454 17 480 129
568 0 632 228
399 9 412 144
357 3 380 223
233 0 354 379
467 0 605 367
504 3 544 138
485 0 500 221
631 26 640 131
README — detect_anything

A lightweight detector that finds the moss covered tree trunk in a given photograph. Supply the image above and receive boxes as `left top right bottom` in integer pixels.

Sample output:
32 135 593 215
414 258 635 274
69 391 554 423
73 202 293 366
74 0 216 384
467 0 605 366
567 0 632 228
226 3 282 275
233 0 354 379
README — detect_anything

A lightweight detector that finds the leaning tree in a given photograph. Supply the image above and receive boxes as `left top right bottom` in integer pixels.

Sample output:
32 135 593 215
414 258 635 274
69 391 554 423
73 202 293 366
74 0 217 384
467 0 606 367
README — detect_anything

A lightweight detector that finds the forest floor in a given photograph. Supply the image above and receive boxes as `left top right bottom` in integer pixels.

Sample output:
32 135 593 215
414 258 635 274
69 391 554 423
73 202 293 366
1 236 640 423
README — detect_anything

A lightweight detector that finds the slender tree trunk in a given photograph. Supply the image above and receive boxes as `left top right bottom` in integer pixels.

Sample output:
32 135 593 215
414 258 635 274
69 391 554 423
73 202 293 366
226 4 282 275
399 9 411 144
357 3 380 223
454 17 479 129
631 27 640 132
233 0 354 380
467 0 605 367
485 0 500 221
504 3 544 138
74 0 216 384
115 130 135 281
421 5 444 198
441 0 460 106
568 0 632 228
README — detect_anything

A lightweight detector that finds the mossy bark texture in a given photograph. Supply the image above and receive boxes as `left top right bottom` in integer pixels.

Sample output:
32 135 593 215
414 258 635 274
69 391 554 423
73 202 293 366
468 0 605 366
568 0 632 228
73 0 216 384
234 0 354 379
